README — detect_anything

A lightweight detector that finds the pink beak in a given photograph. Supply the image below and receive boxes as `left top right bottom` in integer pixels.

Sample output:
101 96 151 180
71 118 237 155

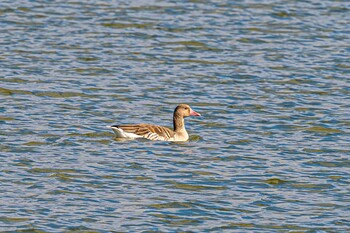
190 108 201 116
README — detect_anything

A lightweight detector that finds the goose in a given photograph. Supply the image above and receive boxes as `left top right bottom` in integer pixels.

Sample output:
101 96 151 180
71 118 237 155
109 104 201 141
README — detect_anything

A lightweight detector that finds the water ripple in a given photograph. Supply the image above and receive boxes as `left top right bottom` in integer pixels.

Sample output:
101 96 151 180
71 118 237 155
1 0 350 232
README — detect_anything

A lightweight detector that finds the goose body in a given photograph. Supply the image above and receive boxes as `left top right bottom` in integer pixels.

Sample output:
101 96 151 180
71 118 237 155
109 104 200 142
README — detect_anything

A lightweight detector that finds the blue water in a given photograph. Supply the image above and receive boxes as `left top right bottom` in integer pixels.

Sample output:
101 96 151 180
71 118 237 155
1 0 350 232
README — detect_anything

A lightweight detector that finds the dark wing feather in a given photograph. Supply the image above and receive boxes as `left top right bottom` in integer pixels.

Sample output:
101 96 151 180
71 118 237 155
117 124 175 141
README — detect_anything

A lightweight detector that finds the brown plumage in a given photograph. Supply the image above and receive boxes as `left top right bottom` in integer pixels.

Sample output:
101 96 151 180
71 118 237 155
109 104 201 141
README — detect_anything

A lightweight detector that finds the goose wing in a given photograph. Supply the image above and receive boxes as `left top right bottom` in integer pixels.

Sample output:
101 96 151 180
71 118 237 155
115 124 175 141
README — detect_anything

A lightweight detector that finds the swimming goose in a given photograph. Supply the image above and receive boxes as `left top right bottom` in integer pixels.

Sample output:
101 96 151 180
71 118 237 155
109 104 201 141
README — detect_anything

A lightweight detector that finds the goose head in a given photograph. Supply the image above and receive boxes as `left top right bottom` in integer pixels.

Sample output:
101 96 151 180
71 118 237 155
174 104 201 118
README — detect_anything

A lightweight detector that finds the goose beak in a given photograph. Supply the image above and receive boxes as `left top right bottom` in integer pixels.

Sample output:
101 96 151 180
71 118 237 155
190 108 201 116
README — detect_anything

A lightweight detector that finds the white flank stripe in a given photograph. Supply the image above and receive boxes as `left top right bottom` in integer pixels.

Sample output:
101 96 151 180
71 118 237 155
110 126 142 139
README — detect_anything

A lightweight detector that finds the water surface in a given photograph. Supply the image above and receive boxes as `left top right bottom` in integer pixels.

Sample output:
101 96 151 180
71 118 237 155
1 0 350 232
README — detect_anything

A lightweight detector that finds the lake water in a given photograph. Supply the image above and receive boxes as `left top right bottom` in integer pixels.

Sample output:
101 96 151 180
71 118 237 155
1 0 350 232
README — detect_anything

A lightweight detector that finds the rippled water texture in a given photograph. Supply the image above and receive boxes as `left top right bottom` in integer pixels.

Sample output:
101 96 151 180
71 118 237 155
1 0 350 232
